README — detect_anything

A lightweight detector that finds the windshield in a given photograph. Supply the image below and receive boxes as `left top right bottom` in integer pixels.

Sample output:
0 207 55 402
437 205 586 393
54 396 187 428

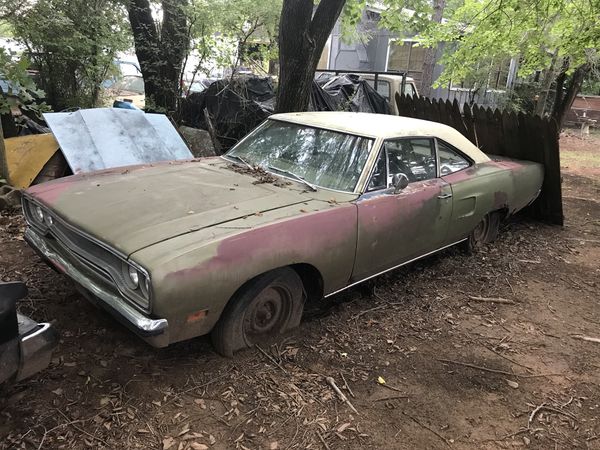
226 120 374 192
115 76 144 94
365 79 390 100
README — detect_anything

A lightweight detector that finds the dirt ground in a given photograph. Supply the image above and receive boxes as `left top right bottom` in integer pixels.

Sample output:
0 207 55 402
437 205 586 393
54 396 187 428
1 130 599 450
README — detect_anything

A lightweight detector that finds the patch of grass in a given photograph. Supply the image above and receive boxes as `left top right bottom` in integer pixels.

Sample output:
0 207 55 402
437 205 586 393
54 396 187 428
561 149 600 169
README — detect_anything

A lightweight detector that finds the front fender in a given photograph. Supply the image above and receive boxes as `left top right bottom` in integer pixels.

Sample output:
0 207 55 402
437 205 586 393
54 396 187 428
132 202 358 343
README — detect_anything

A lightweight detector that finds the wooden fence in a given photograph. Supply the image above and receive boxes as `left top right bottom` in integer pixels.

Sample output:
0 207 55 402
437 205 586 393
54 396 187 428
395 93 563 225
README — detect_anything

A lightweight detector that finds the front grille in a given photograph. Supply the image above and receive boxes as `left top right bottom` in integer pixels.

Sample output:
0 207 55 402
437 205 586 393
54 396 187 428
50 220 124 284
22 197 151 312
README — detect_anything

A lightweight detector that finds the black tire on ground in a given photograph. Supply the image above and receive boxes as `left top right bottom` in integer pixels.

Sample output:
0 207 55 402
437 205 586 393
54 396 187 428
465 212 501 253
211 267 305 357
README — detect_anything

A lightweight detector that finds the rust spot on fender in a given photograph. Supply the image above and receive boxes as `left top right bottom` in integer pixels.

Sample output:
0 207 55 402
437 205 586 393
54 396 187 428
27 178 77 205
166 204 357 281
493 191 509 209
186 309 208 323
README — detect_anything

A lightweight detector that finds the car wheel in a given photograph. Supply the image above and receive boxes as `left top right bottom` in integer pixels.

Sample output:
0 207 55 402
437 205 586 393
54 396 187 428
211 268 305 357
465 212 500 253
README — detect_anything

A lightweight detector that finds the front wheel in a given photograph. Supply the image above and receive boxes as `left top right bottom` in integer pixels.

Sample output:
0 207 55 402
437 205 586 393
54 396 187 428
465 212 500 253
211 268 305 357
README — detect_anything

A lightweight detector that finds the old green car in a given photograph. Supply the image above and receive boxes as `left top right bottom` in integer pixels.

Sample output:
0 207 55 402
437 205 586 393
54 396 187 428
23 112 543 356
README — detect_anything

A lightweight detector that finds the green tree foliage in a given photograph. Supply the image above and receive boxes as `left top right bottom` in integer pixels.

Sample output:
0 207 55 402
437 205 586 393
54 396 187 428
6 0 129 111
0 48 49 117
381 0 599 123
186 0 282 83
407 0 598 85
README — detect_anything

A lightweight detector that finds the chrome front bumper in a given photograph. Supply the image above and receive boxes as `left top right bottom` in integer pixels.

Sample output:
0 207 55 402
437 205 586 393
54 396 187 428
25 228 170 347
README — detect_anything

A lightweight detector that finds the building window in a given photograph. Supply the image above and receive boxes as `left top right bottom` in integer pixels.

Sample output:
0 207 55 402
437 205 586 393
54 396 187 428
387 40 425 75
451 59 511 91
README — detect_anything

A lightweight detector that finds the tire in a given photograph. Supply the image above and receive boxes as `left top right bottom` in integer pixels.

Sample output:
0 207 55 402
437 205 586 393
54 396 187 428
465 212 501 253
211 267 305 357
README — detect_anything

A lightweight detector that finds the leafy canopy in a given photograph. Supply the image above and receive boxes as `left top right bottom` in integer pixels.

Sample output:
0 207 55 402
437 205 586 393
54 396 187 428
7 0 130 110
380 0 600 87
0 48 50 117
187 0 281 77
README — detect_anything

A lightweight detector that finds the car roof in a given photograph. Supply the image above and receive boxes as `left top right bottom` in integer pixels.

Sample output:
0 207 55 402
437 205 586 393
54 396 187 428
270 112 490 163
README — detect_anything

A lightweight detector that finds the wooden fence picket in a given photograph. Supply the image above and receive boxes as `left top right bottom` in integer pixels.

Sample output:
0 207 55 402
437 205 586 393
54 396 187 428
394 92 562 225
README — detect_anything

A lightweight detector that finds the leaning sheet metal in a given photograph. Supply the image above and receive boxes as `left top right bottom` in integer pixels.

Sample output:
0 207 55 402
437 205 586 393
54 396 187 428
4 133 59 189
43 108 192 173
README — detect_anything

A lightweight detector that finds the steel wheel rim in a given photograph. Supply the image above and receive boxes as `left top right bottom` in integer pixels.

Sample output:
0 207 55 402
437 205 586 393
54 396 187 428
472 215 490 245
243 285 291 342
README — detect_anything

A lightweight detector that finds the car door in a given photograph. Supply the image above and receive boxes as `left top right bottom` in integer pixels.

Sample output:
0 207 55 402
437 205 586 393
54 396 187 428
436 139 483 244
351 138 453 282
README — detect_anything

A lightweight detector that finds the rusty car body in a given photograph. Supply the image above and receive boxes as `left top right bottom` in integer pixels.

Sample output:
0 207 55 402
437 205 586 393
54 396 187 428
22 112 543 356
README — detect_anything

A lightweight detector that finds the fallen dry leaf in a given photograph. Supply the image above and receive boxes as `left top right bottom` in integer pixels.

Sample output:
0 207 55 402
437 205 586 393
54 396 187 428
190 444 209 450
337 422 351 433
162 437 175 450
506 379 519 389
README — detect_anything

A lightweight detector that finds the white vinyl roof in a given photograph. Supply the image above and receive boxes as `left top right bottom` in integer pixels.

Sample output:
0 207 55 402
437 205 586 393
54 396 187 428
271 112 490 164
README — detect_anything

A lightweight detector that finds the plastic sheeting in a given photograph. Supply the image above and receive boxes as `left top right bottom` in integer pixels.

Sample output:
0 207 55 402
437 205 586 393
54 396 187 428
181 77 275 151
180 75 390 151
310 74 390 115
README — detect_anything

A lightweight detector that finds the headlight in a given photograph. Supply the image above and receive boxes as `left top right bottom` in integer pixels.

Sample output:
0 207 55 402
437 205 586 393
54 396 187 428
34 205 45 222
128 266 139 288
121 261 151 304
123 262 139 289
140 276 150 297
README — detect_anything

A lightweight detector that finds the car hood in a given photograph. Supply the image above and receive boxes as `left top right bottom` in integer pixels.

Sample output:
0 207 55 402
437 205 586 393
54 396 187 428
26 158 322 256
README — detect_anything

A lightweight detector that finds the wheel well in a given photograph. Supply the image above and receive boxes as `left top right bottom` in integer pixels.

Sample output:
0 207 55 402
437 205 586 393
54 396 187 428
222 264 324 316
492 207 510 221
290 263 324 303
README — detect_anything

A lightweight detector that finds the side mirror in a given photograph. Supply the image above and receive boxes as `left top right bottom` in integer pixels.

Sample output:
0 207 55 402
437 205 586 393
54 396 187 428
392 173 409 193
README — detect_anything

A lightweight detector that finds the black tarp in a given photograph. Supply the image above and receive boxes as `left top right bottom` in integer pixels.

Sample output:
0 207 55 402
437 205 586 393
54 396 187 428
180 76 274 151
180 74 390 151
310 74 390 115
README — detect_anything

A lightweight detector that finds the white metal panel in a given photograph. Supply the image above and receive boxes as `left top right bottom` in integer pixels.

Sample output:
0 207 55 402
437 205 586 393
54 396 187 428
43 108 192 174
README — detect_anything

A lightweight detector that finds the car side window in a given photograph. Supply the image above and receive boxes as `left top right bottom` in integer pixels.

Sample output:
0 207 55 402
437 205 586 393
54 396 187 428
437 140 471 175
367 149 387 191
385 138 436 184
366 138 437 191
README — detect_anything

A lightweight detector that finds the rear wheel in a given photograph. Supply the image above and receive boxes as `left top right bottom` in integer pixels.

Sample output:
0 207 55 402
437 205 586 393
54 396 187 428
211 268 305 357
465 212 500 253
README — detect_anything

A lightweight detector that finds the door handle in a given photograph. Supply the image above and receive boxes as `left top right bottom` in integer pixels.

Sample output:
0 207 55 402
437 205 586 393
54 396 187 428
437 193 453 199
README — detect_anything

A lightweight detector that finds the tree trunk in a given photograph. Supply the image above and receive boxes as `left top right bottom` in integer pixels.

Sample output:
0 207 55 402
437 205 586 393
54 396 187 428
419 0 445 98
275 0 345 113
534 50 559 116
128 0 188 113
550 60 590 130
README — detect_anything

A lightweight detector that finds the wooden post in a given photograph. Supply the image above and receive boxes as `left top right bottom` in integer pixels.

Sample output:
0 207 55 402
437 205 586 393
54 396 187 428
0 119 9 183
